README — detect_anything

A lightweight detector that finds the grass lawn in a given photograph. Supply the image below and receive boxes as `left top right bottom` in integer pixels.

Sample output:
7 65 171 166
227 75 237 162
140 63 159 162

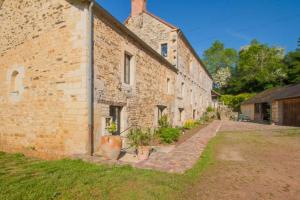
1 127 299 200
0 135 218 200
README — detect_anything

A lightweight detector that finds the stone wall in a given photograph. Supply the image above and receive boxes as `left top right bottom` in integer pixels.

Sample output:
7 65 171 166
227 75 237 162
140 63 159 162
176 36 213 124
125 13 177 66
92 9 177 150
0 0 90 158
241 104 255 120
126 12 213 126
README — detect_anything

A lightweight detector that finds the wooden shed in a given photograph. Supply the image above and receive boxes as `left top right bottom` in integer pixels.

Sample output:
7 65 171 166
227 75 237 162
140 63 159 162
241 84 300 127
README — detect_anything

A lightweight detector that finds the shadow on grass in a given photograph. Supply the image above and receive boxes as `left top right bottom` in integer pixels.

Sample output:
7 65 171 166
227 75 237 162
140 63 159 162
0 134 222 200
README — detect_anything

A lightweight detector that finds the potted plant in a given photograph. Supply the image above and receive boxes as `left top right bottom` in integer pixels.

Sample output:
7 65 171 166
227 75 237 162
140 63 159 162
98 122 122 160
127 128 153 161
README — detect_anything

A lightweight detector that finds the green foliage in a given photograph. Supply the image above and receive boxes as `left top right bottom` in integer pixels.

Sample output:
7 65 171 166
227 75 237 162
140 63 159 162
220 93 255 112
230 40 287 93
203 39 300 95
107 122 117 134
0 132 222 200
127 128 153 148
157 127 181 144
157 115 181 144
158 114 170 128
203 40 238 75
183 119 197 130
284 48 300 84
206 106 215 113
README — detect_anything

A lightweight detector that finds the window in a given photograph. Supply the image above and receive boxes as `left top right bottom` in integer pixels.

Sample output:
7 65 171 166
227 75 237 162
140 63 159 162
109 106 122 135
11 71 19 93
167 78 170 94
181 82 184 97
179 108 184 122
124 53 132 84
193 109 196 120
157 105 167 122
161 43 168 57
190 89 193 104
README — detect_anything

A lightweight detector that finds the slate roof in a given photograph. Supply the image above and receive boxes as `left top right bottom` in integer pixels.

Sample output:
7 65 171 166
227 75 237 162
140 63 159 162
242 83 300 105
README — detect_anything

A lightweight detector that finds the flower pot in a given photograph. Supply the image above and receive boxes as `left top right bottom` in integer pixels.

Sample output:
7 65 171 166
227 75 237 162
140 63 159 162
98 135 122 160
137 146 151 161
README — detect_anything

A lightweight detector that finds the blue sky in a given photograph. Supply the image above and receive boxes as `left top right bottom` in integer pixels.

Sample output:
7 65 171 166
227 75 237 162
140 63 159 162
96 0 300 56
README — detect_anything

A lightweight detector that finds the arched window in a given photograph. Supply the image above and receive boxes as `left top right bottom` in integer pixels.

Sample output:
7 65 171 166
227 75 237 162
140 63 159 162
10 71 20 93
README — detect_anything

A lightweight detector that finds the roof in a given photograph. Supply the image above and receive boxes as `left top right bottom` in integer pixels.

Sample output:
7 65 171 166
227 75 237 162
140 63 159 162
124 11 178 30
75 0 178 73
125 11 213 80
242 84 300 105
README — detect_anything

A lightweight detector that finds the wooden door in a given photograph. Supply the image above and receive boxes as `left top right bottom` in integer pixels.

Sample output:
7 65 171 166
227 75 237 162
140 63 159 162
283 98 300 127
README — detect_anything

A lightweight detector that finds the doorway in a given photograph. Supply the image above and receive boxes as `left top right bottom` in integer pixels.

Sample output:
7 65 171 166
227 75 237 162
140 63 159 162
261 103 271 121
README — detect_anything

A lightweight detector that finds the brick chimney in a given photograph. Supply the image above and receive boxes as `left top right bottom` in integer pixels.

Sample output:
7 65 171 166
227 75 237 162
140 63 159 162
131 0 147 17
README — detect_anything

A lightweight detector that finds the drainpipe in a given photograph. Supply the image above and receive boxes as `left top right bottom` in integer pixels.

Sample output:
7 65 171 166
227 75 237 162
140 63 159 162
87 0 95 156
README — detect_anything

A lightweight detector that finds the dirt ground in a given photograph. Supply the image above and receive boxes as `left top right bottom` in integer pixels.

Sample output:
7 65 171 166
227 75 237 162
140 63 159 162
186 125 300 200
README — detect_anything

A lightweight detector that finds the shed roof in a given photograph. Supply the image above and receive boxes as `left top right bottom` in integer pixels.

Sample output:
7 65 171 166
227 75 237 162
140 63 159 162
242 83 300 105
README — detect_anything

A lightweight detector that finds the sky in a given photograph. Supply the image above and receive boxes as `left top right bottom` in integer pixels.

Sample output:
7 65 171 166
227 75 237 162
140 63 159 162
96 0 300 57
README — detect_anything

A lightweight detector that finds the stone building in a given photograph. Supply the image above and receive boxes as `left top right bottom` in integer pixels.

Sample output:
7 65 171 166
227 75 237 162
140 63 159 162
241 84 300 127
0 0 212 159
126 0 213 126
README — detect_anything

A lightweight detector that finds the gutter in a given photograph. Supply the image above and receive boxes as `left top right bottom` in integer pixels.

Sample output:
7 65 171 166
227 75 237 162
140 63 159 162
87 0 94 156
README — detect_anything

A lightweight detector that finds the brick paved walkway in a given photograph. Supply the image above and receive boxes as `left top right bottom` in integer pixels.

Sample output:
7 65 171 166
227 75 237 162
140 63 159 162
135 120 222 173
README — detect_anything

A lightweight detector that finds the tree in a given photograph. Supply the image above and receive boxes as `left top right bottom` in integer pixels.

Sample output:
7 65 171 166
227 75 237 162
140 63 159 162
213 67 231 89
203 41 238 75
225 40 287 94
284 39 300 84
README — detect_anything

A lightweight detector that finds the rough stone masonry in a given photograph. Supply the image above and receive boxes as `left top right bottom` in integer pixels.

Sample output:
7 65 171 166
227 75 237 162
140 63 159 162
0 0 213 159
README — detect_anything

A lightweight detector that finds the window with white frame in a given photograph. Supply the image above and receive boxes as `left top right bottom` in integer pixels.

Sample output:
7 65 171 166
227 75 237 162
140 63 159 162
124 53 132 84
161 43 168 57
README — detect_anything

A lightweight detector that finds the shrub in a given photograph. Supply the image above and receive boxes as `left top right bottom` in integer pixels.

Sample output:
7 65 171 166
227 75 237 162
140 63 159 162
158 114 170 128
157 127 181 144
220 93 255 112
198 114 210 124
127 128 153 148
183 119 197 130
206 106 215 113
107 122 117 134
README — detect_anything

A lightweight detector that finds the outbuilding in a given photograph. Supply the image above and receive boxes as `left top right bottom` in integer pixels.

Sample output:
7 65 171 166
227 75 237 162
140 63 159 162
241 84 300 127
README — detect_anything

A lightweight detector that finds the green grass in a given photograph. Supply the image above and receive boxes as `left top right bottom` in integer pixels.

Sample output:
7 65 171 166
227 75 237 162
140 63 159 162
0 135 220 200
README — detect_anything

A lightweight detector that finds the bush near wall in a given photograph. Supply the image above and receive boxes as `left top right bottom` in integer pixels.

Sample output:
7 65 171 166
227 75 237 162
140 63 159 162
220 93 255 112
157 127 181 144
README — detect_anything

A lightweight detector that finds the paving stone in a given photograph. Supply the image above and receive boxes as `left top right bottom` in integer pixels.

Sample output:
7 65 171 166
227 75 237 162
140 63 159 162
135 120 222 173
